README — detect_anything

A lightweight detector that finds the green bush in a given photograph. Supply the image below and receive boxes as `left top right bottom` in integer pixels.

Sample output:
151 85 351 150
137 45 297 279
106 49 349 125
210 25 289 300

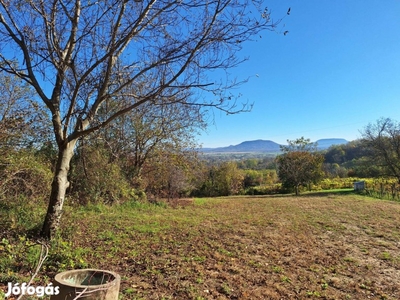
244 184 282 195
1 196 46 234
69 146 138 205
0 236 44 282
45 236 88 272
0 149 52 204
0 234 88 284
0 149 50 235
195 162 244 197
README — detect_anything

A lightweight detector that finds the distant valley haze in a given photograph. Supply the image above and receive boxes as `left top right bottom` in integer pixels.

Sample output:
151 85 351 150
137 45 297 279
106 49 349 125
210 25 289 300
200 138 348 153
195 1 399 150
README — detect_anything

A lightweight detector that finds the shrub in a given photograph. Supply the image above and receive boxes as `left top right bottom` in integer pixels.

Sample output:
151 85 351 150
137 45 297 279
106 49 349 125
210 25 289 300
0 149 52 203
69 146 136 205
244 184 282 195
0 149 51 235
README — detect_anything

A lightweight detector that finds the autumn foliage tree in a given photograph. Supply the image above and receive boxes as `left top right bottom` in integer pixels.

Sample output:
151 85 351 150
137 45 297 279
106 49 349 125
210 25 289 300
0 0 281 238
0 74 50 150
0 74 52 206
196 161 244 196
361 117 400 182
69 95 204 203
89 96 205 185
276 137 324 195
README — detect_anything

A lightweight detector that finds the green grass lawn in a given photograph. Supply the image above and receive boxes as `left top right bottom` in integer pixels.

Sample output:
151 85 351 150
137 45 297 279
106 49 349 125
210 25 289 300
1 193 400 299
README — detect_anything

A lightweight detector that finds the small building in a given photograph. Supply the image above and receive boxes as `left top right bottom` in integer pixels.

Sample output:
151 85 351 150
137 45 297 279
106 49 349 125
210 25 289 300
354 181 365 191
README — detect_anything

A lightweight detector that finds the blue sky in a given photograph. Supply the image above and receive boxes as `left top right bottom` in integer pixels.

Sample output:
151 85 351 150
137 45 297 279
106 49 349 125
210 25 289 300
197 0 400 148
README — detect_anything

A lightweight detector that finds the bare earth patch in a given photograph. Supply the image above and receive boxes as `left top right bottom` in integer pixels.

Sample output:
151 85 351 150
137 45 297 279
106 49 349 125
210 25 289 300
2 194 400 299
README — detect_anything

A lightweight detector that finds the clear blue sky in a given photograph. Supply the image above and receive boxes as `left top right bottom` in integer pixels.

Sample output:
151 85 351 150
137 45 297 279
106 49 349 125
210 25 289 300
197 0 400 148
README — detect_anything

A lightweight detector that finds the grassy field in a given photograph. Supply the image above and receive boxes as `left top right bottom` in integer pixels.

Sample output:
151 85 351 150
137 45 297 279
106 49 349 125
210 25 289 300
1 192 400 299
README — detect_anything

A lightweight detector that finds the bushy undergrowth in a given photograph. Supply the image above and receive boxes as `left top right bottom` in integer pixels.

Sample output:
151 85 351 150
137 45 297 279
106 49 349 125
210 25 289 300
69 147 144 205
0 235 88 286
317 177 363 190
244 184 282 195
0 198 173 288
0 149 52 203
242 177 393 196
0 149 52 239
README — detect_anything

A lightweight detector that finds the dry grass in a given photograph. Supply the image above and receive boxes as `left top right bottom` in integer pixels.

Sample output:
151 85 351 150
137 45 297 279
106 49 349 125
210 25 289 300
2 193 400 299
65 193 400 299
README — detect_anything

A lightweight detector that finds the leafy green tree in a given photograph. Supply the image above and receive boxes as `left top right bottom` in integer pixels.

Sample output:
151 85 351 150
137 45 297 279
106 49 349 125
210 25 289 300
323 140 382 178
143 148 202 199
276 137 324 195
243 170 264 187
69 145 134 205
242 169 277 187
324 145 346 164
196 162 244 196
324 140 370 165
216 162 244 195
343 156 382 178
0 0 281 238
323 163 348 178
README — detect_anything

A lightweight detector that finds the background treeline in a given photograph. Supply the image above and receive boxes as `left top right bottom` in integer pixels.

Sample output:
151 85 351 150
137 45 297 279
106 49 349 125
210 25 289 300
0 131 390 205
1 124 398 206
195 132 400 197
323 140 380 178
1 75 400 208
1 122 398 206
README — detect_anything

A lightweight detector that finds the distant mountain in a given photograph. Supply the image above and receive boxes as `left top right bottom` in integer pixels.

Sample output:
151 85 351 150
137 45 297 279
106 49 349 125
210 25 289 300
201 138 348 153
202 140 281 153
315 138 348 150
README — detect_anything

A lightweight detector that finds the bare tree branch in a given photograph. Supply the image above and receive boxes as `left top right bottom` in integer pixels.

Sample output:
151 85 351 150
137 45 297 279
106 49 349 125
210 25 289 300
0 0 284 238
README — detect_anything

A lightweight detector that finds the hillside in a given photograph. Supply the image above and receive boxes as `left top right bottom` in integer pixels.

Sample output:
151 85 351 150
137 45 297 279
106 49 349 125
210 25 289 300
202 139 281 153
315 138 348 150
201 138 348 153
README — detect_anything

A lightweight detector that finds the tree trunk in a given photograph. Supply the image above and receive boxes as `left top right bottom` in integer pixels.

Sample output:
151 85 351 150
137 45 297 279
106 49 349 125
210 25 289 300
295 185 299 196
41 141 76 239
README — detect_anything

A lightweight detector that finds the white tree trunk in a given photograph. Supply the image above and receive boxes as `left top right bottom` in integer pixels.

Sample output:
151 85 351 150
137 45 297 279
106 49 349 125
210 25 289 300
41 141 76 239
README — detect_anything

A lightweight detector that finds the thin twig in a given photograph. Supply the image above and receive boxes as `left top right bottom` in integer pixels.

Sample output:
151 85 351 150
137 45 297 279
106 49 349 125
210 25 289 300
72 286 89 300
73 284 114 300
16 240 49 300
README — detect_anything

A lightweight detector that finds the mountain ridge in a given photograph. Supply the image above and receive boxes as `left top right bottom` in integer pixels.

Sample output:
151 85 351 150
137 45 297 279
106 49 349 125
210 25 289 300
201 138 349 153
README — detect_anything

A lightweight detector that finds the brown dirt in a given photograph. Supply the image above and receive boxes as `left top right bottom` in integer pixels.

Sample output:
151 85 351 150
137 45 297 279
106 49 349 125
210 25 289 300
2 194 400 299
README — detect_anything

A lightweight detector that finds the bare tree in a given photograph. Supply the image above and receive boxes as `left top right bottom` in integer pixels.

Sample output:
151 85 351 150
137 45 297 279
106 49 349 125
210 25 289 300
361 117 400 182
87 94 205 182
0 0 281 239
0 73 49 150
